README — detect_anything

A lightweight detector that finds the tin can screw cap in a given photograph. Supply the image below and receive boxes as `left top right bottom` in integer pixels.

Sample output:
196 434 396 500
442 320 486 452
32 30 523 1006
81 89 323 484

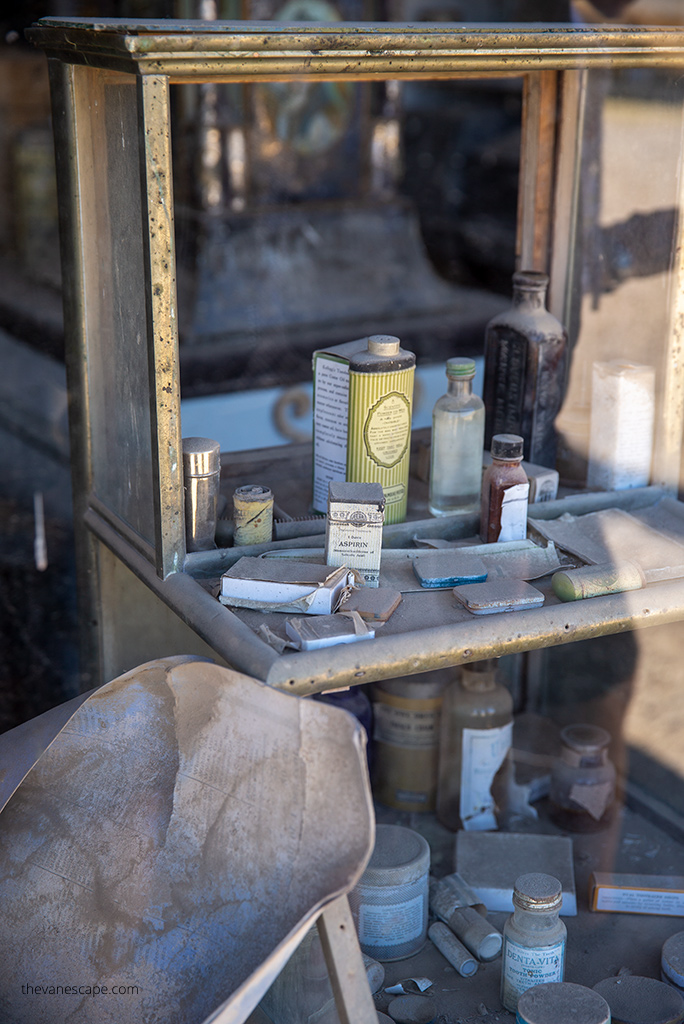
561 723 611 756
491 433 524 461
513 873 563 912
513 269 550 291
446 357 476 378
367 335 401 356
182 437 221 477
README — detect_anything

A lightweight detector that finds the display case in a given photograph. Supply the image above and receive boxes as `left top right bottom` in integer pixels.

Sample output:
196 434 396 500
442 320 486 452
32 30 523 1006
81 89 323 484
25 17 684 1023
27 17 684 694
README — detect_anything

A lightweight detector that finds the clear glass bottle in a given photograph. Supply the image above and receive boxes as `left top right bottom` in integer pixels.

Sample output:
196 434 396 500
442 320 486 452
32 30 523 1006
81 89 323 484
549 724 617 832
436 659 513 832
480 433 529 543
501 873 567 1013
429 357 485 517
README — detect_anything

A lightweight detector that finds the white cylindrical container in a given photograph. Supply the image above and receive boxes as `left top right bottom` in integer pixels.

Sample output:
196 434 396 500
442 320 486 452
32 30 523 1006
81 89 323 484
587 360 655 491
349 824 430 961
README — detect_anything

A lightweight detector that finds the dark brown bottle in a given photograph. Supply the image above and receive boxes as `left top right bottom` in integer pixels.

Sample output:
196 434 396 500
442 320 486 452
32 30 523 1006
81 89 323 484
480 434 529 544
483 270 568 469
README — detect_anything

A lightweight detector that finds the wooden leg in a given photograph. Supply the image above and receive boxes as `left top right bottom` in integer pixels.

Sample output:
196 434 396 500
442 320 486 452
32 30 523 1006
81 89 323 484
316 894 378 1024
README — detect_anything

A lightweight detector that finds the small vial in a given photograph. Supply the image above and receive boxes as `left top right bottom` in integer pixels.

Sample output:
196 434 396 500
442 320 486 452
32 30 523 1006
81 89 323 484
480 433 529 543
501 873 567 1013
429 357 485 517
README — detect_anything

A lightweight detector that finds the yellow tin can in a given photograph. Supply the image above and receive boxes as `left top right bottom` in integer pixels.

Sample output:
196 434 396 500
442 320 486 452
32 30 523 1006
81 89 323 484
347 336 415 525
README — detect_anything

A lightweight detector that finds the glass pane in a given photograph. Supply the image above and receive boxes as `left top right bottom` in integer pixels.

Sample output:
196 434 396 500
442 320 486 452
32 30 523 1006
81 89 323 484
84 72 156 546
173 76 519 462
557 66 684 491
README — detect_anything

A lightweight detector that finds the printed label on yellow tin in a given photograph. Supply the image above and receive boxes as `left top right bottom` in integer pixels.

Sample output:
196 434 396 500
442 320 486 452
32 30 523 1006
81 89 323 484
364 392 411 468
383 483 406 506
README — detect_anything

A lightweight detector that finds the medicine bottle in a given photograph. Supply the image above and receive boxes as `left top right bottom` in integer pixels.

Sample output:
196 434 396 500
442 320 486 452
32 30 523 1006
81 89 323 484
371 672 448 812
483 269 567 469
549 724 617 832
480 433 529 543
429 357 485 517
436 660 513 832
501 872 566 1013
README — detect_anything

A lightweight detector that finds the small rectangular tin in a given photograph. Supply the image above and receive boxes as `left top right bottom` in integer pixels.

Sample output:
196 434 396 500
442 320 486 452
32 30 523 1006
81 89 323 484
453 579 545 615
325 482 385 587
413 551 487 588
285 613 375 650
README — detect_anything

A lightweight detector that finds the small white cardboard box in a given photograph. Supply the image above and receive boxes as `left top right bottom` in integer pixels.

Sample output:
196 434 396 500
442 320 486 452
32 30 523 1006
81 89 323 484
455 831 577 916
220 557 354 615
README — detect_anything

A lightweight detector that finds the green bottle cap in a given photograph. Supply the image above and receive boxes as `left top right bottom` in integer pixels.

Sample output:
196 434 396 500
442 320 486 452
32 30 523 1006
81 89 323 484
446 357 476 378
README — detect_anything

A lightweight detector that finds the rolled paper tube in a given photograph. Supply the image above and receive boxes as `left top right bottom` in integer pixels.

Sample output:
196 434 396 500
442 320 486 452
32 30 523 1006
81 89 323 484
552 561 645 602
428 922 478 977
449 905 502 962
429 878 502 961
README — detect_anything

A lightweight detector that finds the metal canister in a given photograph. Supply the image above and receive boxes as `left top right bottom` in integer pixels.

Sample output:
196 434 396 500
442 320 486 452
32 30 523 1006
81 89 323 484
182 437 221 552
233 484 274 546
347 335 415 525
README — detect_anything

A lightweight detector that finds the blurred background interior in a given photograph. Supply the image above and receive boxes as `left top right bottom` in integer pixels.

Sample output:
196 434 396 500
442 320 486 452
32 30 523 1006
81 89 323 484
3 0 684 853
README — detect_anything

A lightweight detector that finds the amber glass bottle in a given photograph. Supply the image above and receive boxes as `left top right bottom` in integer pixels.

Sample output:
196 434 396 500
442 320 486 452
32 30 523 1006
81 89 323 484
480 433 529 543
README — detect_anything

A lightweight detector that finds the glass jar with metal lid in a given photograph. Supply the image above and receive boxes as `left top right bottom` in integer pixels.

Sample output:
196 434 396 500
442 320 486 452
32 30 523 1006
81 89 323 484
501 872 567 1013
